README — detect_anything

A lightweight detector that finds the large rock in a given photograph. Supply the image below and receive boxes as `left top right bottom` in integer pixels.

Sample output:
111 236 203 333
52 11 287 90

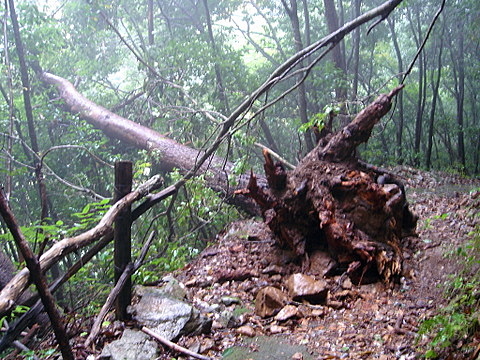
255 286 288 318
99 329 158 360
285 273 329 304
129 284 211 341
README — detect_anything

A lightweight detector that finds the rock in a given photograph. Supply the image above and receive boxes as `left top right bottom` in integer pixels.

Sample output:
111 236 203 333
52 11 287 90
255 286 289 318
159 275 188 299
262 264 284 275
130 286 210 341
292 352 304 360
100 329 158 360
216 309 241 328
221 296 242 306
275 305 299 321
236 325 256 337
200 338 216 353
285 273 329 304
342 277 353 289
308 250 337 277
269 324 287 334
271 274 283 282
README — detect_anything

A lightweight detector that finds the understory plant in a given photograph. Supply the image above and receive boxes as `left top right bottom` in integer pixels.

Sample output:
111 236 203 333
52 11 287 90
418 202 480 359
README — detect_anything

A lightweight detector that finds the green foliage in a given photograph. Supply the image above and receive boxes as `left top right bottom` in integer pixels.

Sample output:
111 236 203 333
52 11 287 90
70 198 111 233
132 168 240 284
418 221 480 358
22 347 57 360
0 304 29 329
298 104 339 133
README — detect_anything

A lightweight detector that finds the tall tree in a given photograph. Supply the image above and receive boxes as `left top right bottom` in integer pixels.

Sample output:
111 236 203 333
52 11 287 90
323 0 347 102
281 0 315 152
387 16 405 162
425 21 444 169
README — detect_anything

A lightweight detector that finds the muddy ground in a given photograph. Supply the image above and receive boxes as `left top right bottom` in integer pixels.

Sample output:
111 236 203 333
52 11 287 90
166 168 479 360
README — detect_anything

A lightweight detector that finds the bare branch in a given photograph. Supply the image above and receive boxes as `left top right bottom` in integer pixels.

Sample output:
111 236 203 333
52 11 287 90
0 175 163 316
142 326 212 360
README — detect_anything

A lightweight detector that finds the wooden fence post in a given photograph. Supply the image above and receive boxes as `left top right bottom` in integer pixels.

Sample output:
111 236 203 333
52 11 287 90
114 161 132 320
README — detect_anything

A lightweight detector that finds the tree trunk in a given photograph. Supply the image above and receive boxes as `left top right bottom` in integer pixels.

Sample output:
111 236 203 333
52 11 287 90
426 27 444 169
455 25 466 169
39 72 260 214
351 0 361 102
239 86 417 284
147 0 154 45
282 0 315 152
39 0 406 215
323 0 347 102
202 0 230 114
387 16 404 162
409 5 427 166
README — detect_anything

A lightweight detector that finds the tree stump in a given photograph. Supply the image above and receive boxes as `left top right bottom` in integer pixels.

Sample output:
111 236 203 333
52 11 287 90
238 85 417 284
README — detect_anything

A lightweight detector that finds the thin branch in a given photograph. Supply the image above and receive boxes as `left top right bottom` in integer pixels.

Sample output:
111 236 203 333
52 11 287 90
0 133 109 200
142 326 212 360
40 145 114 168
401 0 446 84
186 0 405 180
85 230 156 347
254 143 296 169
0 189 74 360
98 10 220 125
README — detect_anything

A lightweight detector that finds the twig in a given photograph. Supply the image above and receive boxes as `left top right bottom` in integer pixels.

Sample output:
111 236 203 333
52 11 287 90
401 0 446 84
0 233 113 352
254 142 296 169
85 230 156 347
12 340 39 360
141 326 212 360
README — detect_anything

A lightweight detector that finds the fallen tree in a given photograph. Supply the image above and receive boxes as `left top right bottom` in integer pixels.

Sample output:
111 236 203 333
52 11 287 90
38 0 405 215
0 0 407 316
238 85 417 284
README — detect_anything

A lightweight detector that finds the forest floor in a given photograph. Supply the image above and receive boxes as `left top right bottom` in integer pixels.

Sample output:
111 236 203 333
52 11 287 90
166 167 480 360
19 167 479 360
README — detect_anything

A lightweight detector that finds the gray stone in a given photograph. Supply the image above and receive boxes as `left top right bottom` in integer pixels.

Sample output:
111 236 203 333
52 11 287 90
221 296 242 306
130 285 211 341
160 275 188 300
131 294 194 340
100 329 158 360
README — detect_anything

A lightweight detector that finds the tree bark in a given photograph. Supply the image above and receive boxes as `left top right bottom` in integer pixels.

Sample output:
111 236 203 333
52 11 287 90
202 0 230 114
40 0 405 207
239 86 417 284
426 27 444 169
323 0 347 102
387 16 405 162
282 0 311 148
282 0 315 152
454 23 466 169
8 0 51 221
39 72 260 214
408 5 427 166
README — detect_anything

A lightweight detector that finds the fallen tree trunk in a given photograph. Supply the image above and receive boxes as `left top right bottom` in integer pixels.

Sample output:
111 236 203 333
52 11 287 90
38 1 405 215
238 86 418 284
40 72 260 214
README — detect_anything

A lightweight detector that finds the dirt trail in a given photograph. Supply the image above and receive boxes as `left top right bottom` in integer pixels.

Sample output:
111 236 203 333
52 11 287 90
166 170 479 360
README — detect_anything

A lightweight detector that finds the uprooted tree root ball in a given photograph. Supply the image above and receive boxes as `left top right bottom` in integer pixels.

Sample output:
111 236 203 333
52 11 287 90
237 86 418 284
